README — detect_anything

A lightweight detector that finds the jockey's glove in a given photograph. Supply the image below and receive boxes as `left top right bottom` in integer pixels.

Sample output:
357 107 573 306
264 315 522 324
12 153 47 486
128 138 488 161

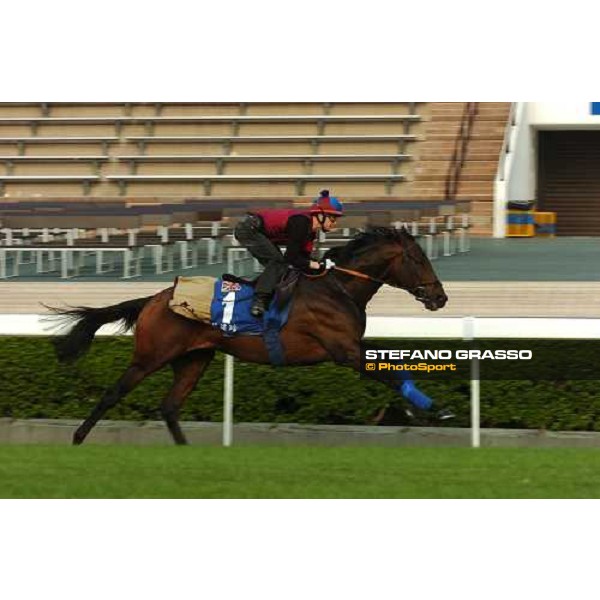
307 262 327 275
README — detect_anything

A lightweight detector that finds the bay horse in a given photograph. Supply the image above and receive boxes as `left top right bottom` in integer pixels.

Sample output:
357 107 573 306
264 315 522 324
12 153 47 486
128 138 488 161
50 227 448 445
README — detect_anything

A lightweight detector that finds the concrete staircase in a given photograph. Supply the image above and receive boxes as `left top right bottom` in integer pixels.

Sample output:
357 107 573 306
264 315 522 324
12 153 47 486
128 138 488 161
407 102 511 236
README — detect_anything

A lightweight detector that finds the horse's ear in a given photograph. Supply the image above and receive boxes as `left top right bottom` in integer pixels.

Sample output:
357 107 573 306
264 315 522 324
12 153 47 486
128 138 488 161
398 226 417 244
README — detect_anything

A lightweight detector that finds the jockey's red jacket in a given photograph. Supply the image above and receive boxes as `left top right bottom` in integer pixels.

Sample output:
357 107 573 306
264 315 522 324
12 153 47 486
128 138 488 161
252 209 315 255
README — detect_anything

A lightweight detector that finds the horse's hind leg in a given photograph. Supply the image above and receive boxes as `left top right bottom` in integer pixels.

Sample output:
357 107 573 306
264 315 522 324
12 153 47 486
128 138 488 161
161 350 216 445
73 364 148 445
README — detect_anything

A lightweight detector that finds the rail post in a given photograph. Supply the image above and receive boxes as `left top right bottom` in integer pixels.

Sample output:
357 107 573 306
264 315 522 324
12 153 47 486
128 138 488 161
463 316 480 448
223 355 234 447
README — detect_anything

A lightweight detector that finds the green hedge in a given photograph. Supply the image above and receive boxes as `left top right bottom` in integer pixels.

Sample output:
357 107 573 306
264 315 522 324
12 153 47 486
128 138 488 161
2 337 600 431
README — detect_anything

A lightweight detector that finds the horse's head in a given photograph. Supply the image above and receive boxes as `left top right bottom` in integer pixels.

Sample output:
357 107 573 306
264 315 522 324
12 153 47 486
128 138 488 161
388 228 448 311
326 227 448 311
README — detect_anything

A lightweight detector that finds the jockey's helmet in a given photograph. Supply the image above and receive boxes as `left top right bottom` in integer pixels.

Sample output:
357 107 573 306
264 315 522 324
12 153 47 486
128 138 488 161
310 189 344 217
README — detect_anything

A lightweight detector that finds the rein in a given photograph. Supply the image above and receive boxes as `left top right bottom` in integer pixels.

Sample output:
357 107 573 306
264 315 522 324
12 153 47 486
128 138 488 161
330 265 439 295
333 265 386 285
306 265 386 284
306 241 440 295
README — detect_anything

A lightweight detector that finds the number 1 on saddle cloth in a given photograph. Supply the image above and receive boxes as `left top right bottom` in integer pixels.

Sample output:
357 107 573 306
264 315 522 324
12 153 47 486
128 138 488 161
222 292 236 327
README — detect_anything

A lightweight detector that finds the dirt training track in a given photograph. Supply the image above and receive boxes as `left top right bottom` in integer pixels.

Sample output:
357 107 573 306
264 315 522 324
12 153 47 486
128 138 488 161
2 281 600 318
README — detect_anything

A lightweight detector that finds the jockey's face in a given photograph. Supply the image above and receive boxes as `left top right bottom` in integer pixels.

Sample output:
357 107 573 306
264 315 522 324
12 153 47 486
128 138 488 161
313 214 338 233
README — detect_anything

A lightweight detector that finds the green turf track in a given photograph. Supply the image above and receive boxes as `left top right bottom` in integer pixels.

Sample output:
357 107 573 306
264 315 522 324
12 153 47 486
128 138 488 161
3 446 600 498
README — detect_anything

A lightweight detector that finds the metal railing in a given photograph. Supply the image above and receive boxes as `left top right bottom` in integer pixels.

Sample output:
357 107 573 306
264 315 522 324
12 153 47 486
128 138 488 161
493 102 524 238
495 102 518 184
445 102 479 200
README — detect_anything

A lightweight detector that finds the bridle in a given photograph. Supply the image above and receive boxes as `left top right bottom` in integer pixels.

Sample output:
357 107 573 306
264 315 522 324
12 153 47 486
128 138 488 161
308 230 443 306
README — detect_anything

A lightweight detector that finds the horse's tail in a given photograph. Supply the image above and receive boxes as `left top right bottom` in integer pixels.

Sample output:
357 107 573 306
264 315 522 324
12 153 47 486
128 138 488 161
46 296 154 364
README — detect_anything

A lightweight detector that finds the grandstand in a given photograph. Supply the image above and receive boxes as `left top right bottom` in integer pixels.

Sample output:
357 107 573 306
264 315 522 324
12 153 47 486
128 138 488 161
0 101 502 288
0 102 505 230
1 101 599 320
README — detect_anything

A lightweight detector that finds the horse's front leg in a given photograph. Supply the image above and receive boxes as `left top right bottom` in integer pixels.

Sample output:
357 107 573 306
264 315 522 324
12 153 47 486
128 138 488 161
320 338 442 417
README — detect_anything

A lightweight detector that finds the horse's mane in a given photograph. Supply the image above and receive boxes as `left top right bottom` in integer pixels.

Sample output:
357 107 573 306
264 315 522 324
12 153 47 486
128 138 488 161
324 227 417 262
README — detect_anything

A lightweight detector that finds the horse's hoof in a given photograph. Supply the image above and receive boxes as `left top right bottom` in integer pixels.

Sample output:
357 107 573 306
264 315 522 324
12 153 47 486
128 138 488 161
72 430 86 445
436 408 456 421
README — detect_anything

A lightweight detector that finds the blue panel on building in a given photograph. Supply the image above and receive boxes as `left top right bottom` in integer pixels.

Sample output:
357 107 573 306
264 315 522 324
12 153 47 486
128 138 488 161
591 103 600 115
507 213 535 225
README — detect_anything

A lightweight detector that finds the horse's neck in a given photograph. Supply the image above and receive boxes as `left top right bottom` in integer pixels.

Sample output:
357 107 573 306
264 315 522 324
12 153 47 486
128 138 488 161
331 265 383 310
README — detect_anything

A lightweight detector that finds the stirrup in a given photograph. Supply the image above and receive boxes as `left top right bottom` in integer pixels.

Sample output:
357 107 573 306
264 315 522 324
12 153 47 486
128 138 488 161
250 304 265 318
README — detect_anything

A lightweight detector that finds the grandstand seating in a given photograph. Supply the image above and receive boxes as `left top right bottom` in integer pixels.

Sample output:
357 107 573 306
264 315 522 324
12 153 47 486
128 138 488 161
0 103 424 199
0 102 510 237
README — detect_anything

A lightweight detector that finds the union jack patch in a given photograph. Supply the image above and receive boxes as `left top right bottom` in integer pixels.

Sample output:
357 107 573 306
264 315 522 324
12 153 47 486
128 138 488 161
221 281 242 293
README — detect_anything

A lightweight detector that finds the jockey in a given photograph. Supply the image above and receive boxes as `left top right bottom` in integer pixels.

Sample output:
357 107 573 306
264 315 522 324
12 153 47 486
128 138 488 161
234 189 344 318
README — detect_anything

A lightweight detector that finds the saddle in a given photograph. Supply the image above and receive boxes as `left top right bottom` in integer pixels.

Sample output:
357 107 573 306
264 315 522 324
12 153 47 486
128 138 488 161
222 268 301 310
169 269 301 366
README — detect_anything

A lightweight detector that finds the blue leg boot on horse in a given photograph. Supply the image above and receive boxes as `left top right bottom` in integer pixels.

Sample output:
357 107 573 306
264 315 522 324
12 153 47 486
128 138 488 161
397 376 455 421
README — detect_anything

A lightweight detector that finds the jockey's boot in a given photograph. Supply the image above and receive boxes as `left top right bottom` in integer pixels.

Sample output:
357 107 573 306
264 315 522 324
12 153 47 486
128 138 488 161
250 294 270 318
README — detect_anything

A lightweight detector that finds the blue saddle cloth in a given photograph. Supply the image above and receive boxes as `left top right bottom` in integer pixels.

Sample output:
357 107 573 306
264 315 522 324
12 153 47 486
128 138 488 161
210 279 292 365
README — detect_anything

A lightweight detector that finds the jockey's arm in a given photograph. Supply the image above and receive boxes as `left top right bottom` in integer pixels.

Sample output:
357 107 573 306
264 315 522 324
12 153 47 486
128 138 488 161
284 215 314 271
